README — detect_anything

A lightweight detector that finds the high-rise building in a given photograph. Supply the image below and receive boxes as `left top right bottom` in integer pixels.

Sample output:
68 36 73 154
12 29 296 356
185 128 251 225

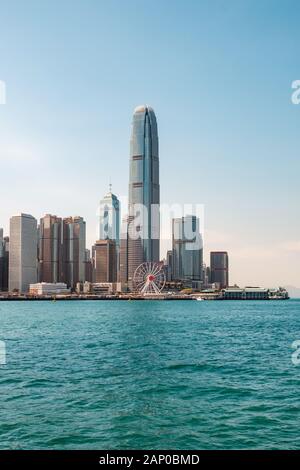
9 214 37 293
84 248 93 283
127 105 160 285
166 250 173 281
172 215 203 283
210 251 229 288
98 188 120 280
62 216 86 289
38 214 63 283
0 232 9 292
119 216 129 287
202 263 210 288
0 229 7 291
0 229 4 290
99 188 120 244
94 239 117 283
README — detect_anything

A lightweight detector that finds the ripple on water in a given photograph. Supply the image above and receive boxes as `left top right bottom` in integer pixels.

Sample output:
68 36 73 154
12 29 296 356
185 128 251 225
0 299 299 449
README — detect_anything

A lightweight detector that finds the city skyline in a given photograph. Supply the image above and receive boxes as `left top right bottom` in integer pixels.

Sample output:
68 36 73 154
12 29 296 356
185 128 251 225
0 1 300 287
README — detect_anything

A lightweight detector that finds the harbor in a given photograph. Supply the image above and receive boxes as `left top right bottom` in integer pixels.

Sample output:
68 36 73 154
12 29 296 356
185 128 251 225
0 287 290 301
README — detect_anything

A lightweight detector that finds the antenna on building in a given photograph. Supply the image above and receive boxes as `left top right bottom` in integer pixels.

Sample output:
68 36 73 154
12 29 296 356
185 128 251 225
109 177 112 193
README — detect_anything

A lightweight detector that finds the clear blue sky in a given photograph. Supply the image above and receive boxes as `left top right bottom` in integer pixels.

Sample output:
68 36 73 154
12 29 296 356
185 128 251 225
0 0 299 287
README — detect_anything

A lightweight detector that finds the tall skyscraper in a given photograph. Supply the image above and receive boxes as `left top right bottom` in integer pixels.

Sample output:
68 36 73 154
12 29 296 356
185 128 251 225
166 250 173 282
172 215 203 283
119 216 129 288
38 214 63 283
1 236 9 291
127 105 160 285
99 188 120 244
94 239 117 283
98 188 120 280
84 248 93 283
0 229 4 290
9 214 38 293
210 251 229 288
62 216 86 289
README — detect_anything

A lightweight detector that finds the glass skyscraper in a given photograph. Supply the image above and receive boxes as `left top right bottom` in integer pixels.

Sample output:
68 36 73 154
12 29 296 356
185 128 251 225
127 105 160 284
172 215 203 284
99 189 120 245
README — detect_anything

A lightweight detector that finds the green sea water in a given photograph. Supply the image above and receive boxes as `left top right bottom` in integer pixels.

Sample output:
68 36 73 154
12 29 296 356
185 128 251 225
0 299 300 449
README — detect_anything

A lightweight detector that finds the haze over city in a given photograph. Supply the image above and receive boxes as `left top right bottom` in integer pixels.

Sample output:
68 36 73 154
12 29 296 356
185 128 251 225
0 0 300 287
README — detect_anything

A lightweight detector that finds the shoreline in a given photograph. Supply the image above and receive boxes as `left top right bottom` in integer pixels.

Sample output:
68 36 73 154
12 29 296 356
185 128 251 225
0 294 290 301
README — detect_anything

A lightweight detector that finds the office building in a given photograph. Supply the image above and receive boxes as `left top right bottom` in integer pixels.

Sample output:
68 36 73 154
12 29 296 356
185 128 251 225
62 216 86 289
84 249 93 283
172 215 203 283
9 214 37 293
99 188 120 244
127 105 160 285
94 239 117 283
166 250 173 281
38 214 63 283
98 188 120 279
210 251 229 288
0 230 9 291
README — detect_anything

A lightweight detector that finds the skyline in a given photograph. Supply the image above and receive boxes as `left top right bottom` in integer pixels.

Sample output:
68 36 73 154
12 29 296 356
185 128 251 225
0 0 300 287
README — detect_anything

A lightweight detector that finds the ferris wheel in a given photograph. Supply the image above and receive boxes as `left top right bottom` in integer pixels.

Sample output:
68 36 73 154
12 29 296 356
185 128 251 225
133 262 166 294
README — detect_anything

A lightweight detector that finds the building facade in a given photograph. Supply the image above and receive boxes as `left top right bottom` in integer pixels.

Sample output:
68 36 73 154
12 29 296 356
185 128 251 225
0 229 9 291
29 282 70 295
99 189 120 244
98 189 120 280
166 250 173 281
210 251 229 288
119 216 129 288
94 239 117 283
222 287 268 300
84 248 93 283
62 216 86 289
9 214 38 293
127 105 160 286
38 214 63 284
172 215 203 283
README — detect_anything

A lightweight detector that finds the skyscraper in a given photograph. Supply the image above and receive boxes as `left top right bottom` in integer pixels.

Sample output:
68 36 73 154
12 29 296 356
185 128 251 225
210 251 229 288
119 216 129 288
98 188 120 280
172 215 203 284
99 188 120 244
0 229 6 291
38 214 63 283
127 105 160 285
84 248 93 283
62 216 86 289
1 236 9 291
166 250 173 282
9 214 38 293
94 239 117 283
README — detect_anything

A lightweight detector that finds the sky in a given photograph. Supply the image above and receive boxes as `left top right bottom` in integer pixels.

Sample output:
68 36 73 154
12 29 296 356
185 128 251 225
0 0 299 288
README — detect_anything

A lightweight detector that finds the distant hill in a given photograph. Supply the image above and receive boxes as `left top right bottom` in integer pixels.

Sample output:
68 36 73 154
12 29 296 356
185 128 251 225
284 286 300 298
